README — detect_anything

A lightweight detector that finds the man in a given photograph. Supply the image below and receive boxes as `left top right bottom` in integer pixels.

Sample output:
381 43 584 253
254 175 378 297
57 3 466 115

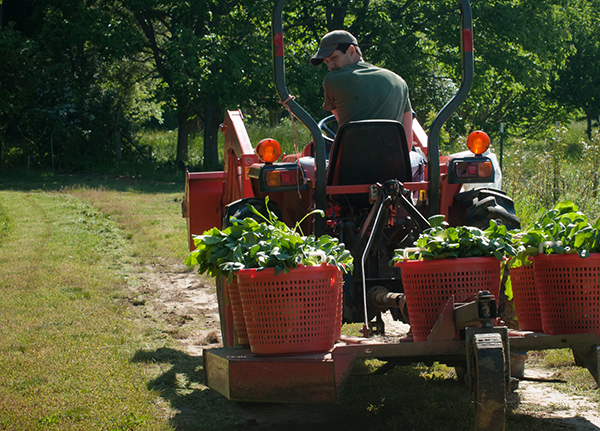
311 30 413 149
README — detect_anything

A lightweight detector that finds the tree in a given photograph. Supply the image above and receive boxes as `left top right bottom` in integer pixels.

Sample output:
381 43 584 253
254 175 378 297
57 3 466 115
463 0 575 140
120 0 274 169
0 0 594 171
0 0 161 170
551 0 600 139
278 0 575 144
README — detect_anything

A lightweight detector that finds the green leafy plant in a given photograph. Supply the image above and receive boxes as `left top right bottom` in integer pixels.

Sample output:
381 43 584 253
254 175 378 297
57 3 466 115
512 200 600 262
390 215 516 262
184 198 354 280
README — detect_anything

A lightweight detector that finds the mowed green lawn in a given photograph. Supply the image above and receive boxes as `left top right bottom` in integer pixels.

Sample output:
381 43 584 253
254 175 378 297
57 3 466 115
0 174 187 430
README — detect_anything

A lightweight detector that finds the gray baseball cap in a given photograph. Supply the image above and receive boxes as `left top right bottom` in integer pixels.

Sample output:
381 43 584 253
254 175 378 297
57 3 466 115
310 30 358 65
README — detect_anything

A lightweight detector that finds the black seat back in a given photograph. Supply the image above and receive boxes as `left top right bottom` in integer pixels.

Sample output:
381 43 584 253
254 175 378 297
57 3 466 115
326 120 412 205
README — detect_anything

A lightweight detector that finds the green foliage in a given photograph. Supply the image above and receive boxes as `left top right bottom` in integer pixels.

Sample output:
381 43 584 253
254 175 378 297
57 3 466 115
138 119 312 172
551 0 600 138
3 0 600 172
119 0 276 166
466 1 575 139
0 187 173 430
0 1 161 171
185 198 353 280
512 200 600 262
391 215 516 262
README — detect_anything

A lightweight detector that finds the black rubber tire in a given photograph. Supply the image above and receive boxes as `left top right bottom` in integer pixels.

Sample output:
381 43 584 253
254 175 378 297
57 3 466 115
470 332 507 431
448 188 520 230
222 197 282 228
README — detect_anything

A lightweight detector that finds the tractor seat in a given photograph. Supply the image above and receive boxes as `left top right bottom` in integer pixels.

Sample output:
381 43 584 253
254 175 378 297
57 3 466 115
326 120 412 207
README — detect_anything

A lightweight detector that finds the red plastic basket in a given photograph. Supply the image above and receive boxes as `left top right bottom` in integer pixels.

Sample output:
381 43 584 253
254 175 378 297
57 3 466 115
396 257 501 342
531 254 600 336
225 280 249 346
236 264 343 355
510 264 543 332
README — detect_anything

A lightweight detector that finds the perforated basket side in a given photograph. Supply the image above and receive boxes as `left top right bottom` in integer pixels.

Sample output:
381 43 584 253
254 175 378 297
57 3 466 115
532 254 600 336
226 280 249 346
397 257 501 342
510 265 543 332
237 264 343 355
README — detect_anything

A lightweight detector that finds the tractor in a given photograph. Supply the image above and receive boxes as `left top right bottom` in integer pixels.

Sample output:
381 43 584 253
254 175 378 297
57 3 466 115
183 0 520 341
183 3 600 430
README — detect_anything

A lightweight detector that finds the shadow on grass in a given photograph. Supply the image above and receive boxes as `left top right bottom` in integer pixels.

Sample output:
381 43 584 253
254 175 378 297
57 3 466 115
131 347 341 431
132 347 242 431
132 348 598 431
130 348 485 431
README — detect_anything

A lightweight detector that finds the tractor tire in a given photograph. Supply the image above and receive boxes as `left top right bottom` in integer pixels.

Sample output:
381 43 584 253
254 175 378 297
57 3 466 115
222 197 282 228
448 188 520 230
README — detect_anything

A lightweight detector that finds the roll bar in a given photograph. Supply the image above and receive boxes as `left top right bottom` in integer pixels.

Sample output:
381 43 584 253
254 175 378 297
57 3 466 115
427 0 474 216
271 0 474 225
272 0 327 236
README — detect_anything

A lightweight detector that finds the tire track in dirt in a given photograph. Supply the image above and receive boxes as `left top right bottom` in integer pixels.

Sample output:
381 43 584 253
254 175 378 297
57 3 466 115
130 264 222 356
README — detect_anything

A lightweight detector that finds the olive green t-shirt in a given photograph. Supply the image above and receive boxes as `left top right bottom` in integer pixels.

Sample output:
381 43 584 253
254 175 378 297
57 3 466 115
323 61 412 126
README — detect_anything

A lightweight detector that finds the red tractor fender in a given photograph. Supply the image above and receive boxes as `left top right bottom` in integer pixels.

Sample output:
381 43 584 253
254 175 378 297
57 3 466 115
183 110 259 250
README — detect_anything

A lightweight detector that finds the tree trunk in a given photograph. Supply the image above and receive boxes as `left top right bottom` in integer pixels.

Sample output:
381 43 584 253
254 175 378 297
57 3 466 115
326 1 350 30
176 108 191 170
586 112 593 141
115 130 122 165
203 104 222 170
269 108 282 127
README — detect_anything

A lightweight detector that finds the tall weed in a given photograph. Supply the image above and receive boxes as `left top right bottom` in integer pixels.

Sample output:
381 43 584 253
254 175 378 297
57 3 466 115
0 201 10 244
502 125 600 226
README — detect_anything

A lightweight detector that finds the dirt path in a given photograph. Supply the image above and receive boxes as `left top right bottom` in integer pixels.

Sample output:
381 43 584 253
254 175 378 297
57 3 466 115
132 264 222 357
512 367 600 429
133 263 600 430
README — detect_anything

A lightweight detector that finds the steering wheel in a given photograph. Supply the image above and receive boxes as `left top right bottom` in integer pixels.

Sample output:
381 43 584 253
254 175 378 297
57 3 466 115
317 115 337 142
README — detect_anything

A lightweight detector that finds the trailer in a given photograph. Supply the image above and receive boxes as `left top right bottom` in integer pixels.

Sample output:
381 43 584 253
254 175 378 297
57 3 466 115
202 292 600 431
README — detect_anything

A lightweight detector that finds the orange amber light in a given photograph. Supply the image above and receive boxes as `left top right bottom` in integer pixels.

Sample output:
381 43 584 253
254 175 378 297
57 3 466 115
479 161 494 178
256 138 282 163
466 131 490 155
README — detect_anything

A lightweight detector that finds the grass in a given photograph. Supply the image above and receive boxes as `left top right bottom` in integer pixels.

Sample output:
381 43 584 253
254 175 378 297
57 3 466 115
335 362 474 431
529 349 600 399
502 124 600 226
0 172 483 430
0 175 186 430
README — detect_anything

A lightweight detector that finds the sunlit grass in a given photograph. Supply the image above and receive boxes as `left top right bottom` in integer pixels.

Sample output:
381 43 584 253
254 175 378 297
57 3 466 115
63 184 188 264
0 190 176 430
0 200 10 244
2 117 600 430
